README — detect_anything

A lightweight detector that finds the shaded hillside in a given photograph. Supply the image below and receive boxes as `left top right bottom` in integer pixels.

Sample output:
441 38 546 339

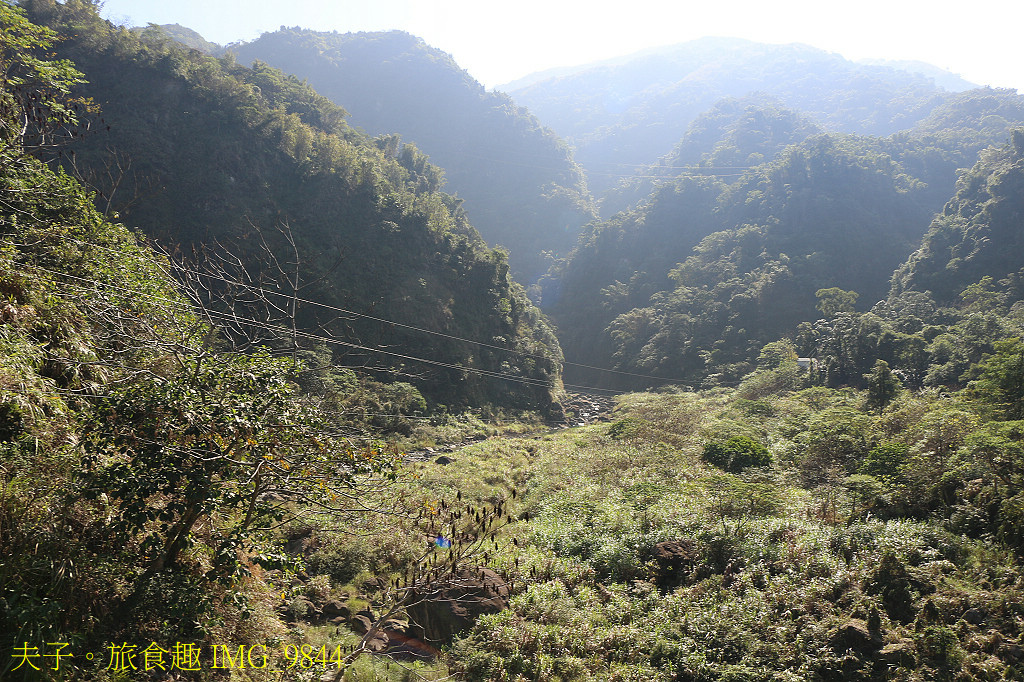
546 133 940 390
0 6 423 666
230 28 594 284
893 129 1024 305
24 0 563 413
508 38 968 194
599 97 825 216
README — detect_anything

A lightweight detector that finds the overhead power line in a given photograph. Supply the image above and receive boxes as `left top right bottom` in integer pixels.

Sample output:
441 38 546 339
43 236 691 385
20 261 636 395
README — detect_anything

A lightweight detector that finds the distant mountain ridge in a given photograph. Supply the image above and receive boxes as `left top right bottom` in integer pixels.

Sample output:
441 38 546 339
505 38 975 193
138 23 224 55
856 58 977 92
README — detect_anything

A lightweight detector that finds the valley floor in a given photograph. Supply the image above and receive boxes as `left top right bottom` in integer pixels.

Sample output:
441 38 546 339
278 386 1024 681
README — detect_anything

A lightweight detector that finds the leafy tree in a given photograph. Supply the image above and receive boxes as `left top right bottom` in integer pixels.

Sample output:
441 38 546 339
737 339 801 398
842 473 885 516
0 1 85 151
865 358 901 411
798 406 873 485
973 337 1024 420
816 287 859 318
702 435 772 472
82 350 398 593
860 442 910 485
702 472 784 535
0 10 406 660
959 275 1001 313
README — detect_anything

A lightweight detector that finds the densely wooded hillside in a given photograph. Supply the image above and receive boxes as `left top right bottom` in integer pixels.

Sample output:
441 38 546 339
544 129 939 389
22 0 564 414
541 91 1024 391
893 129 1024 305
228 28 595 284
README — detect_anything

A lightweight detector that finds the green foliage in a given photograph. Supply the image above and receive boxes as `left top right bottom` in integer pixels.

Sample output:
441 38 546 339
865 359 901 411
80 350 371 587
22 0 564 413
860 442 910 484
702 435 772 472
231 27 595 283
960 275 1001 313
138 22 223 55
737 339 802 398
797 405 877 488
308 551 370 589
917 625 964 667
972 337 1024 420
816 287 859 317
0 2 85 150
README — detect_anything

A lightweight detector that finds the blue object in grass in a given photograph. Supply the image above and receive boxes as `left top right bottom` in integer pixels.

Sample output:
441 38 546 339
435 534 452 548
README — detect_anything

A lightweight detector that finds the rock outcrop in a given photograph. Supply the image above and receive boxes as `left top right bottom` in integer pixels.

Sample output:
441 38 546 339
406 567 510 644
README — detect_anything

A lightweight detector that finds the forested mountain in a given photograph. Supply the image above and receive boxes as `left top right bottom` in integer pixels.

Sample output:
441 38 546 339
910 87 1024 153
138 22 224 55
857 57 977 92
506 38 984 194
545 131 941 389
598 96 826 216
226 28 595 284
541 69 1024 389
21 0 563 413
7 4 1024 681
893 130 1024 304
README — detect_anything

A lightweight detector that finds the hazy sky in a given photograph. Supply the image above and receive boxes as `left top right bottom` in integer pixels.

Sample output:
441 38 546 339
99 0 1023 92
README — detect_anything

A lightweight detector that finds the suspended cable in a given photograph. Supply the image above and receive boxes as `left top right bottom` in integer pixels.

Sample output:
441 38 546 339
39 236 692 384
19 262 632 395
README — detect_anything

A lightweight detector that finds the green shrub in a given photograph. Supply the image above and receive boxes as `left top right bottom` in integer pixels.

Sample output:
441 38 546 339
860 441 909 484
917 625 963 666
702 436 772 472
305 542 370 585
